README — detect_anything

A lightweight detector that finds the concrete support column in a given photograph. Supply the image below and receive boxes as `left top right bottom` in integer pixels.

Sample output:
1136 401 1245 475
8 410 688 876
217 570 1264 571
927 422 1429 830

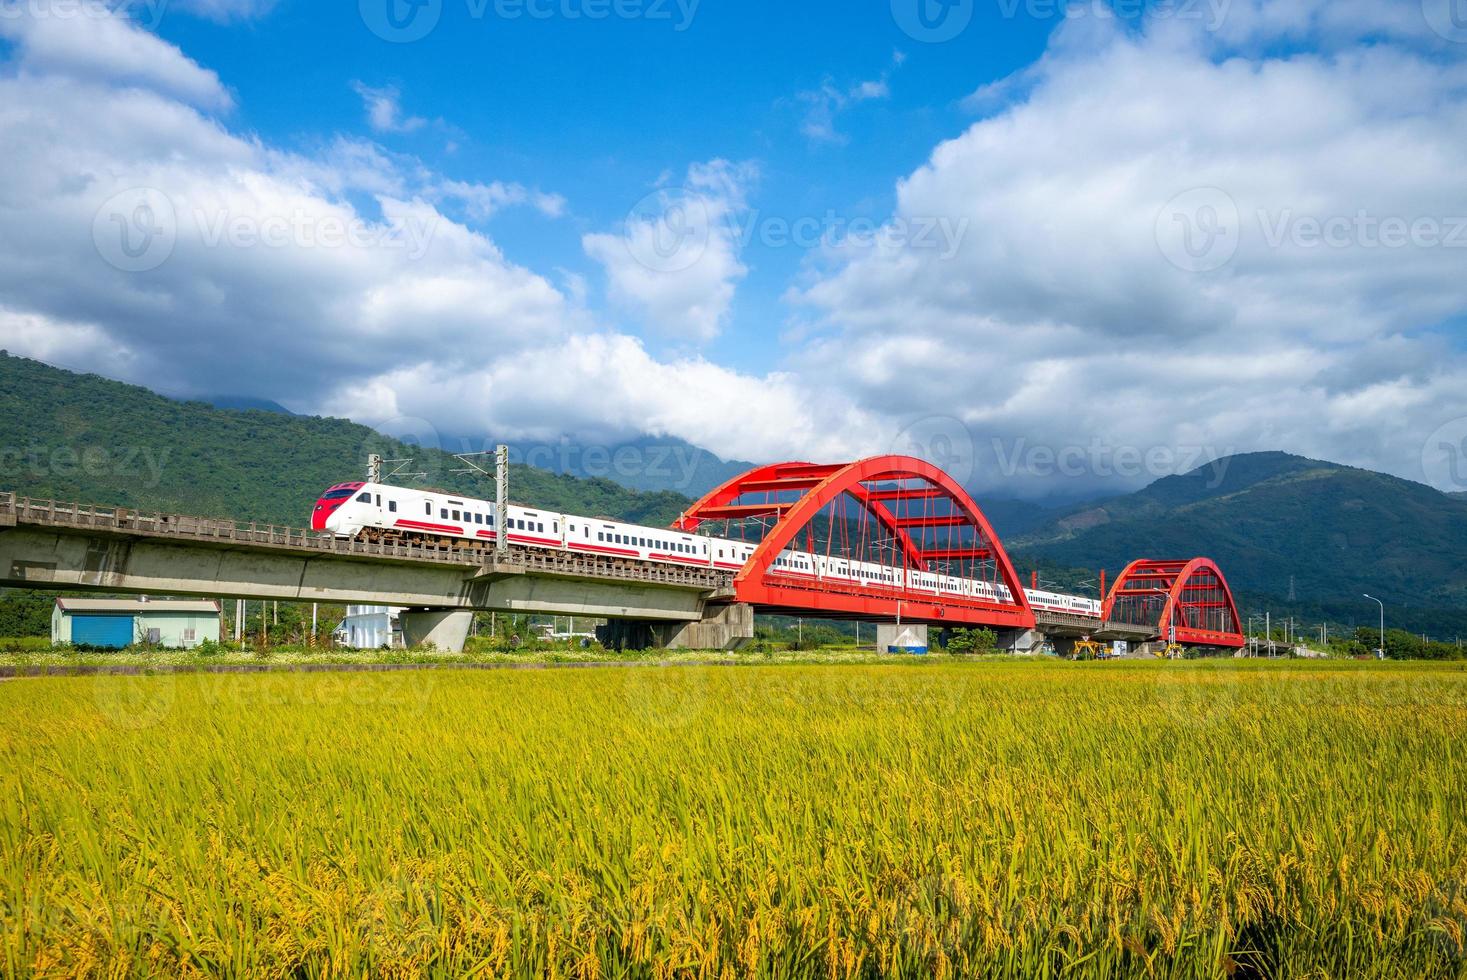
877 623 929 654
400 608 474 652
598 603 755 652
998 628 1045 655
653 602 754 651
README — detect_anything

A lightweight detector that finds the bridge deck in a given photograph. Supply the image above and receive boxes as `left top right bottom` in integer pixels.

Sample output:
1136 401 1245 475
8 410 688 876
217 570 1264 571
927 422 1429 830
0 492 731 593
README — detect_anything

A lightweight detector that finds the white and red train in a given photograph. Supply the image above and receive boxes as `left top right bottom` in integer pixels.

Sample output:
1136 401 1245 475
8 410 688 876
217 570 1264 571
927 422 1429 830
312 481 1103 617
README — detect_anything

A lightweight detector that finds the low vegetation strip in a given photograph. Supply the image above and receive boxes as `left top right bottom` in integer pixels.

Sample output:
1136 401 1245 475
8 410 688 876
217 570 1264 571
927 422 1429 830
3 662 1466 978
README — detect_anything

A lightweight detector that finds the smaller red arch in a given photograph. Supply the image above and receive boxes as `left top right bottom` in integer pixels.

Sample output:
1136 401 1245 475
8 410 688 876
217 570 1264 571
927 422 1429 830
1103 558 1244 648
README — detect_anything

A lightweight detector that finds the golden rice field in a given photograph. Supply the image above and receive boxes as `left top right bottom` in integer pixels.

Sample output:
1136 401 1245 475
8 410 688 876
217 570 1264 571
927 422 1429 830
3 660 1467 979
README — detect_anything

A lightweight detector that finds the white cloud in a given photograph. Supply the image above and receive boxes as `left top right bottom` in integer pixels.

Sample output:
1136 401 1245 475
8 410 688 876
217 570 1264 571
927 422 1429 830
582 160 755 343
351 81 427 134
790 6 1467 495
435 180 567 221
795 61 897 145
324 334 876 464
0 9 861 472
5 0 1467 498
0 4 231 109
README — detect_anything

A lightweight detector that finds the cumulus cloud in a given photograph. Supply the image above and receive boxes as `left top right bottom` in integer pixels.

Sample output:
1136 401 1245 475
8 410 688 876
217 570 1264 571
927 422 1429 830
790 4 1467 495
5 0 1467 498
0 4 232 109
583 160 756 343
350 81 427 134
0 8 859 470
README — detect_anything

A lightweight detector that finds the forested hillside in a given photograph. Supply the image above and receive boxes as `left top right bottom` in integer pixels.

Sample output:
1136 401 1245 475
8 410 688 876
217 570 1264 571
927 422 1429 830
0 353 689 527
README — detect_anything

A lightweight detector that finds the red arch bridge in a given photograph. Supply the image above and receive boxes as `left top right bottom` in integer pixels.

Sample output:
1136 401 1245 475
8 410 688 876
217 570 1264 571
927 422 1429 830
0 455 1245 654
654 455 1246 654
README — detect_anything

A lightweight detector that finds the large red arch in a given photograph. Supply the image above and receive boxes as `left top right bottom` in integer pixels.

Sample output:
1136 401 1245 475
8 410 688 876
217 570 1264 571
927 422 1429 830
677 455 1035 629
1102 558 1244 648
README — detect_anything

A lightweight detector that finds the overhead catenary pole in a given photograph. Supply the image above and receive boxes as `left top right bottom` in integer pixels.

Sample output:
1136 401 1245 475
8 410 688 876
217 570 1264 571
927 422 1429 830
495 444 509 556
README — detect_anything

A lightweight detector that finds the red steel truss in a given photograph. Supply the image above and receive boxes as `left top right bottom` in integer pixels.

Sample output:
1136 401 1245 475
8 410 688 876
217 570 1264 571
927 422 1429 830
675 456 1035 629
1101 558 1245 648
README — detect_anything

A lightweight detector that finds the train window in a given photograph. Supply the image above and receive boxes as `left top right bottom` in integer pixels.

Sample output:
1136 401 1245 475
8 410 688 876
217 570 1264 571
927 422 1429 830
375 495 381 507
597 532 604 542
357 493 371 503
473 514 481 524
538 523 545 533
441 509 448 519
426 503 432 515
388 501 397 513
452 511 460 521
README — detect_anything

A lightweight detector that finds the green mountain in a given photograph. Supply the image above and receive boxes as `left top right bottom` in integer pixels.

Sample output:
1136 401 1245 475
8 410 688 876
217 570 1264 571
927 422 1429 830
0 353 690 528
1012 452 1467 611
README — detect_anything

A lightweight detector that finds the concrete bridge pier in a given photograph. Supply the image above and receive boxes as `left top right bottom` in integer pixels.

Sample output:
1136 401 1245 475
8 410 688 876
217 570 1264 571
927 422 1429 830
598 603 754 652
998 628 1046 655
400 608 474 652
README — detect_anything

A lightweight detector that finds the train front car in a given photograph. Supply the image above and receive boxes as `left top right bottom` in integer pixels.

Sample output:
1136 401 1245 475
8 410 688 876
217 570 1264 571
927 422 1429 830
311 482 366 532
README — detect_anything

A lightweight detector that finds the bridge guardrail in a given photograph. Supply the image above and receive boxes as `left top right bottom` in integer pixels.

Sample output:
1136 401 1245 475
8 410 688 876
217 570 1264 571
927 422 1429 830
0 491 732 591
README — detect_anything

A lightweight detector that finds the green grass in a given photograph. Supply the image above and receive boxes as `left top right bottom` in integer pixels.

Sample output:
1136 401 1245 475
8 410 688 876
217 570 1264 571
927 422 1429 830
0 642 917 671
3 661 1466 978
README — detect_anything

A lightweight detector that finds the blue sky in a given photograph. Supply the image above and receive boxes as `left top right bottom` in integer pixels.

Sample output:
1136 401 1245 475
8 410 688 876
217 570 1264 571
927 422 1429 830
150 1 1054 373
3 0 1467 499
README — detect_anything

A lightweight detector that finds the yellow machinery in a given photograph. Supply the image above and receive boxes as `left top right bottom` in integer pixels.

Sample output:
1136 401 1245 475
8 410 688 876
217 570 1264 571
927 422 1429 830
1071 638 1106 661
1157 643 1187 660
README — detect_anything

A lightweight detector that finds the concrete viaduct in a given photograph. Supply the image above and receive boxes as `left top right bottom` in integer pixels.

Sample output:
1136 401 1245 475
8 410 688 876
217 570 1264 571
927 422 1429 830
0 491 1156 653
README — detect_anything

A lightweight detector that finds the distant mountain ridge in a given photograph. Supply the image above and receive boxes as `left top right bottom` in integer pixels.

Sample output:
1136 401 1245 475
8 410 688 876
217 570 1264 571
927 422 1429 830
1013 451 1467 610
6 355 1465 626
